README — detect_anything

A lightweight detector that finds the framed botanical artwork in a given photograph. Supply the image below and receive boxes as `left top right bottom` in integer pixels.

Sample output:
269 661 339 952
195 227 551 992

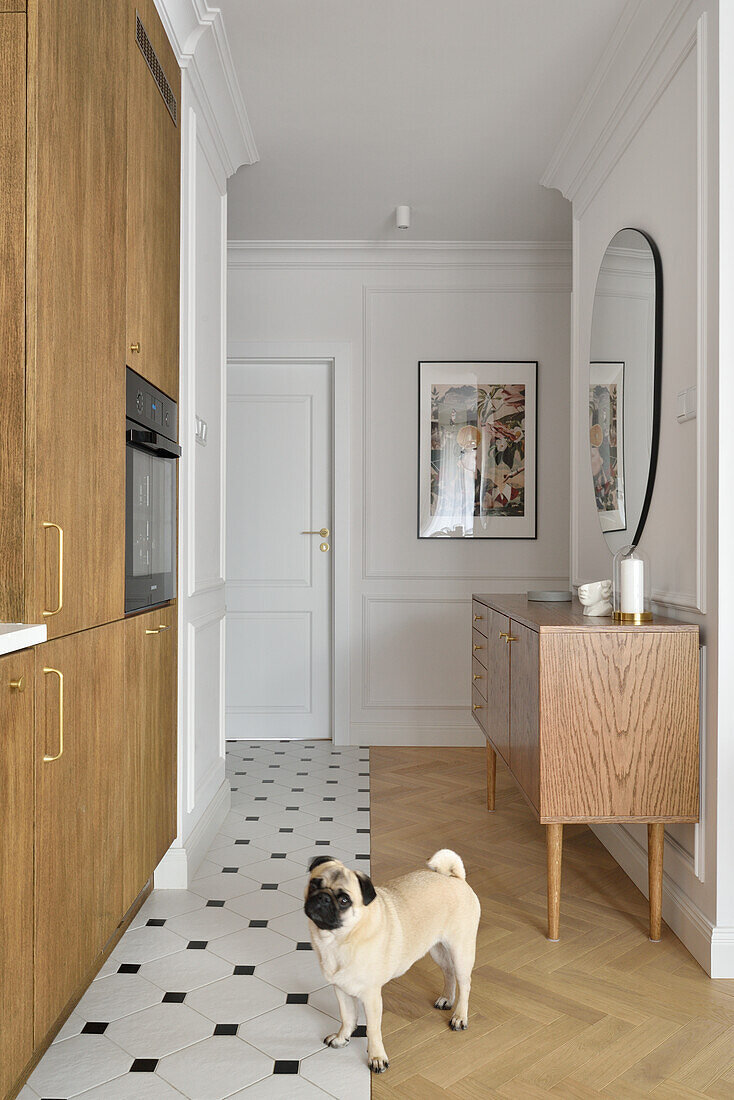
589 361 626 533
418 361 537 539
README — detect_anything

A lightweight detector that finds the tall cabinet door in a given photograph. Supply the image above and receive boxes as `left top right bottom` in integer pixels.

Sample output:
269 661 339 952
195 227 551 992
0 649 34 1100
125 0 181 399
32 0 127 637
34 622 126 1043
124 605 177 909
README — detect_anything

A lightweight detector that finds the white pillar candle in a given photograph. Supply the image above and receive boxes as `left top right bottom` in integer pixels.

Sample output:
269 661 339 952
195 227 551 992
620 556 645 614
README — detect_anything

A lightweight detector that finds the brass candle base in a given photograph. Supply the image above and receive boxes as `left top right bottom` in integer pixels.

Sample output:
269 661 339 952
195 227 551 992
614 610 653 624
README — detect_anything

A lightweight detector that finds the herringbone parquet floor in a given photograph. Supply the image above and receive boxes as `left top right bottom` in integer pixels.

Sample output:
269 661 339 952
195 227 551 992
370 746 734 1099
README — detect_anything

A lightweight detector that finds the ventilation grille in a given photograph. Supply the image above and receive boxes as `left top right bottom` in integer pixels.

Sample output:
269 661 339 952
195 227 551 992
136 12 177 125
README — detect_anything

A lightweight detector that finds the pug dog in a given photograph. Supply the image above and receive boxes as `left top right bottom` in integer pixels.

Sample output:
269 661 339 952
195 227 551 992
304 849 480 1073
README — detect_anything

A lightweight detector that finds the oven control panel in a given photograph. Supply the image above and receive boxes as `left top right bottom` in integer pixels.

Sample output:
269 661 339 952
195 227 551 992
125 367 178 443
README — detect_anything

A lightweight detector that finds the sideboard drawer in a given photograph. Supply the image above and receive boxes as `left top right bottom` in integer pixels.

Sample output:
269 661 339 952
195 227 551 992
471 628 488 668
472 656 487 698
472 600 488 636
471 684 489 733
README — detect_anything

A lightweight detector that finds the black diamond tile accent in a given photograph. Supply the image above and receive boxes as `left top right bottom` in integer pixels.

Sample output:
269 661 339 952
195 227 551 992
214 1023 239 1036
130 1059 159 1072
234 965 255 975
118 964 140 974
250 920 268 928
286 806 299 811
243 757 254 761
358 807 369 812
358 788 369 793
269 764 280 769
357 828 369 834
352 1025 367 1038
146 918 165 927
262 779 275 784
162 992 186 1003
359 772 369 776
81 1021 109 1034
326 781 337 785
187 940 208 950
207 900 225 907
315 841 329 846
297 772 307 776
255 796 267 801
296 942 312 951
279 828 294 833
319 817 333 822
235 771 246 775
291 787 304 792
245 816 259 821
222 867 239 874
275 751 286 755
273 1060 299 1074
286 993 308 1004
271 853 286 859
355 854 370 860
261 883 278 891
329 765 339 769
235 839 251 845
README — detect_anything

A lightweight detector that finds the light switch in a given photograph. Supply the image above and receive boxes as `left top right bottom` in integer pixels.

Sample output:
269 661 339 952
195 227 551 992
676 386 697 423
195 415 208 445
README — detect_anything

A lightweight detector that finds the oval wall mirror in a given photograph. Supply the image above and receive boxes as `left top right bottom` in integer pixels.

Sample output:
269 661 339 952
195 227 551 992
588 228 662 555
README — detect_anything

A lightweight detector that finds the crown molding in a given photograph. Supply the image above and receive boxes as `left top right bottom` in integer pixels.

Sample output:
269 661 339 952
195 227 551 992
227 240 572 270
155 0 258 175
541 0 696 206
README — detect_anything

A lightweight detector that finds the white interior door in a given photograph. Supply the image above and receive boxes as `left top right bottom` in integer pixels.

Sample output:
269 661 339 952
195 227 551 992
225 361 332 739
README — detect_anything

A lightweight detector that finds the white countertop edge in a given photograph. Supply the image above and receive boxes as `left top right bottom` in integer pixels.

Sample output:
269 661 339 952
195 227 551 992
0 623 48 656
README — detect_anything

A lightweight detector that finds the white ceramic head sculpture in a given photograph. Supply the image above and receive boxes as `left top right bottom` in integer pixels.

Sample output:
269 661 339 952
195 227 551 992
578 579 613 616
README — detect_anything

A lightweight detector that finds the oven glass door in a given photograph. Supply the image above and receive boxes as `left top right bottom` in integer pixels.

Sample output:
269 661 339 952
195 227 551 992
126 443 177 613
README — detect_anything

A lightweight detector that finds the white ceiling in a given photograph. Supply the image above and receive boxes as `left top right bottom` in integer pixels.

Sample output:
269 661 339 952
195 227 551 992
222 0 627 242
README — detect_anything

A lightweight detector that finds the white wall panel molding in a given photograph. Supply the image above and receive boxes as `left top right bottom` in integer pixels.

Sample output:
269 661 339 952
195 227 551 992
228 240 571 271
155 0 258 175
185 608 225 813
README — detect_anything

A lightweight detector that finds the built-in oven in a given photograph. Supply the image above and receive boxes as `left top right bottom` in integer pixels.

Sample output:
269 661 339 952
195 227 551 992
125 367 181 614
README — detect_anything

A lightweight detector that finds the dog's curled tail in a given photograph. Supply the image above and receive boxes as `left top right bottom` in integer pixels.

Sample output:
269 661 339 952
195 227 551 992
427 849 466 880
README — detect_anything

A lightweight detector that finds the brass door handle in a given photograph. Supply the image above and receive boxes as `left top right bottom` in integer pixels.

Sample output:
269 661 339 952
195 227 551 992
10 676 25 692
42 667 64 762
302 528 329 538
157 625 171 632
130 341 141 354
42 522 64 617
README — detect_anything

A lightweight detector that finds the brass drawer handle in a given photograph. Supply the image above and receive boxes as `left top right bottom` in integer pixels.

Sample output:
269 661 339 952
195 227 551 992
130 341 141 354
473 643 483 651
10 676 25 692
146 628 160 635
473 614 483 622
473 703 483 710
157 625 171 632
42 522 64 617
42 667 64 762
499 632 519 644
473 673 482 680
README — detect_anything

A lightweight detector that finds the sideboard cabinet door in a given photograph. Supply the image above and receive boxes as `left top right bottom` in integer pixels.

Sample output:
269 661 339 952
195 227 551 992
0 648 34 1099
509 620 540 811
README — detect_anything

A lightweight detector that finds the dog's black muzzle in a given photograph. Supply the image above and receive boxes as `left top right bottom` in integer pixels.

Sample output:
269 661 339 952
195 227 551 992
304 890 340 931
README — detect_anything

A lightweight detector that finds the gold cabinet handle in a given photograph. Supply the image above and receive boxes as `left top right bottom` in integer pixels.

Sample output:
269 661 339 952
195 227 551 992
42 522 64 617
506 635 518 643
157 624 171 632
473 703 483 710
472 672 482 680
10 676 25 692
302 528 330 538
473 614 483 622
42 667 64 762
145 628 160 635
473 643 483 651
130 341 141 353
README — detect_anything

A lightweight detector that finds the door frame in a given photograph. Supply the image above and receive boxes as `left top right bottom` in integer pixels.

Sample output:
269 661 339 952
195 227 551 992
226 341 352 745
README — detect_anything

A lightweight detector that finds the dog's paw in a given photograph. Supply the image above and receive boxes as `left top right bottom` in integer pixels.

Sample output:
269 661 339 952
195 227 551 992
449 1014 468 1031
434 997 453 1010
368 1055 389 1074
324 1033 350 1048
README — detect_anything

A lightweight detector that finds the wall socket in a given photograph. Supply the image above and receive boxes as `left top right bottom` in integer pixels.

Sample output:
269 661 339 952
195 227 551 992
194 415 208 445
676 386 697 423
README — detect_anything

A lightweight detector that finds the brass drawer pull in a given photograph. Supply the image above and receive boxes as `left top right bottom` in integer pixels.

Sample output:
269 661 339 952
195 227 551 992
146 628 160 635
499 632 519 644
130 341 141 354
473 703 483 710
158 624 171 632
473 614 483 622
473 673 482 680
10 676 25 692
473 643 483 651
42 522 64 617
42 667 64 762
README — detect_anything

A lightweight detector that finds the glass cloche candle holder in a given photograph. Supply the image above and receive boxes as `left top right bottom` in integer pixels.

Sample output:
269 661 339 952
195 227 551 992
612 545 652 623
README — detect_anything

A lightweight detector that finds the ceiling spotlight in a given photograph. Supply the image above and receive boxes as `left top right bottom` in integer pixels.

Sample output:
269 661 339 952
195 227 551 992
396 205 410 230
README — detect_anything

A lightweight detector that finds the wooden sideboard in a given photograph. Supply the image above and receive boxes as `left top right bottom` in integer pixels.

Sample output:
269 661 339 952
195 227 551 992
471 594 699 941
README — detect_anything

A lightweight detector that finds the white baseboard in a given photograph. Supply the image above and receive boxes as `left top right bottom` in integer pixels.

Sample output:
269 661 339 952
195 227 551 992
350 722 485 747
591 823 716 975
154 778 232 889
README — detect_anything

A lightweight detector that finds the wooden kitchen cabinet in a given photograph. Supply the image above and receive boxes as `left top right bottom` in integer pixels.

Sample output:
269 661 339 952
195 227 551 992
0 650 34 1100
34 621 126 1044
125 0 181 400
30 0 127 637
123 605 178 909
471 594 699 941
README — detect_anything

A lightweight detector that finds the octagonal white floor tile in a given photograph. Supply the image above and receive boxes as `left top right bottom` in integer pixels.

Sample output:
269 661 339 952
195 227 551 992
157 1036 271 1099
75 973 163 1021
206 842 275 868
110 926 188 965
241 1003 334 1060
52 1009 85 1042
135 891 208 922
16 1086 41 1100
217 816 277 842
266 909 311 943
294 821 355 842
28 1034 132 1097
307 985 341 1022
191 859 220 881
225 889 302 922
237 830 316 855
186 974 285 1023
278 876 311 901
75 1073 184 1099
208 927 293 966
140 948 233 992
165 906 249 942
229 1075 332 1099
256 809 319 831
239 857 308 885
106 1003 213 1060
300 1037 370 1098
189 872 260 901
255 950 328 994
93 954 121 979
332 811 370 829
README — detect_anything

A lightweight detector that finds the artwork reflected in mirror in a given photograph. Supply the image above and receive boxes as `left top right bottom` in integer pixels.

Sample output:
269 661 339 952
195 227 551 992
418 361 537 539
588 229 661 554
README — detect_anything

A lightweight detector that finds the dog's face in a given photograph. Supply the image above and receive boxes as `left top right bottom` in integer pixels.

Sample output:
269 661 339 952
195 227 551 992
304 855 376 933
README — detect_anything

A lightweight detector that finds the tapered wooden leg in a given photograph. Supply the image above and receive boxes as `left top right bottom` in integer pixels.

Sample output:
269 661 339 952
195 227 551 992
486 742 496 812
546 824 563 941
648 823 664 942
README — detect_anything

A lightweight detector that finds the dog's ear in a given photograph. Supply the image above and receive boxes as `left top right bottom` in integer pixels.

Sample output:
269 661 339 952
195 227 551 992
308 855 333 873
356 871 376 906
